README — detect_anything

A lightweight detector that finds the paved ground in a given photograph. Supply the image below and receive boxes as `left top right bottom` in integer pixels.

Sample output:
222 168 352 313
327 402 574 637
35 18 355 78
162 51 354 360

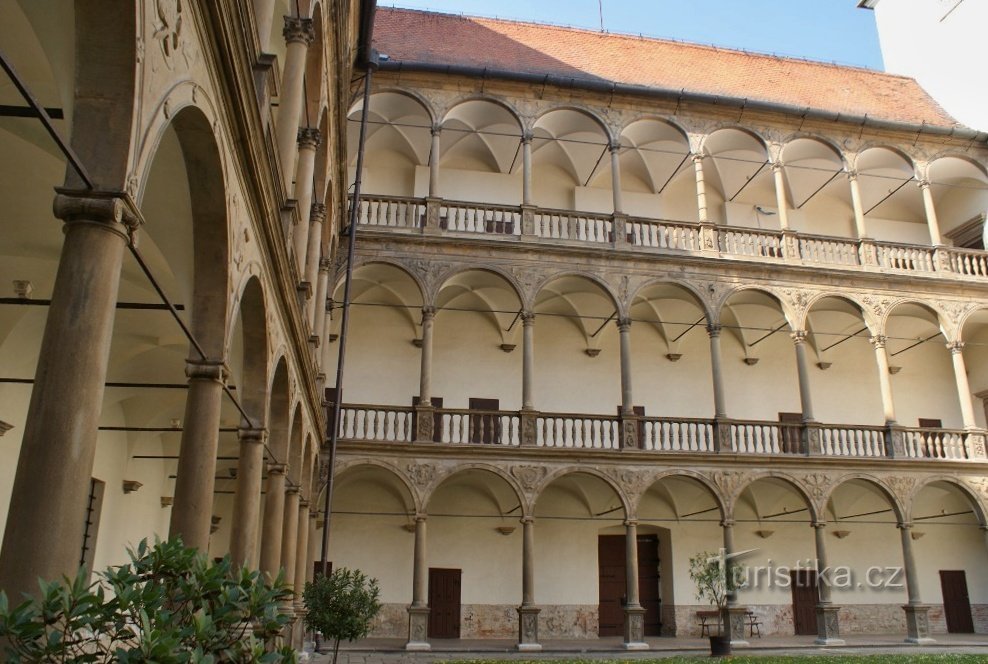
303 634 988 663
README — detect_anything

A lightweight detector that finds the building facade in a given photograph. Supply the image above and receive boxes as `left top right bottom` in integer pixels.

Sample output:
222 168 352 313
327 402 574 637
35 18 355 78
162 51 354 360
0 0 369 647
325 8 988 649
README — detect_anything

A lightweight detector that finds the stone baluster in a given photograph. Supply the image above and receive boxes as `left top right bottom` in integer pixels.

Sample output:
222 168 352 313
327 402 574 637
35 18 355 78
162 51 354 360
276 17 315 190
0 193 139 601
170 359 229 550
230 427 267 568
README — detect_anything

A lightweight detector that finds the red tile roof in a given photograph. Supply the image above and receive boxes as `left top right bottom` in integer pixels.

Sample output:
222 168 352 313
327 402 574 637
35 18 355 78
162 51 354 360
373 8 958 129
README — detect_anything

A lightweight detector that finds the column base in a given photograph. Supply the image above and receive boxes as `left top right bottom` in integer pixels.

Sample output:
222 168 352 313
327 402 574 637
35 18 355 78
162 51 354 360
516 605 541 651
723 607 749 647
405 606 431 651
623 606 649 650
814 604 844 645
903 604 936 644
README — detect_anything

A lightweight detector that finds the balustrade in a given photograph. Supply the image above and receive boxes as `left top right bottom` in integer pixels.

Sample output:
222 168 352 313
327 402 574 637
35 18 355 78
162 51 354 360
719 228 784 259
440 202 520 235
641 417 714 451
626 218 702 251
902 427 968 460
819 425 886 457
356 195 424 229
876 242 935 272
534 209 612 243
729 420 803 454
943 247 988 277
798 234 861 266
338 405 414 443
536 413 620 449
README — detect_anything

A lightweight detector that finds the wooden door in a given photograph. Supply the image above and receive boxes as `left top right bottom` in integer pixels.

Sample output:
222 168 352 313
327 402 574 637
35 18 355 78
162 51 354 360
428 568 461 638
940 570 974 633
469 398 500 444
597 535 662 637
790 570 818 635
412 396 443 442
778 412 803 454
598 536 626 637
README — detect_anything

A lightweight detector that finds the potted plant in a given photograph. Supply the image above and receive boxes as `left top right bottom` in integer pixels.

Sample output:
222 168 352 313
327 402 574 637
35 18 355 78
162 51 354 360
303 568 381 664
689 550 744 657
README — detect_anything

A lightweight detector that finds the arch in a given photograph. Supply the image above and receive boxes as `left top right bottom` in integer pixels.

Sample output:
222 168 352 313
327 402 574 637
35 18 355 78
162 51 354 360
735 472 820 523
287 403 304 484
332 459 420 514
334 260 427 337
267 358 291 461
617 117 692 195
854 144 916 173
882 299 945 337
825 474 906 523
426 465 527 517
532 106 613 187
302 3 324 125
640 470 727 521
780 132 848 168
911 476 987 526
629 279 712 352
803 293 878 346
536 467 631 518
700 125 769 156
440 96 524 175
533 272 621 344
228 275 269 426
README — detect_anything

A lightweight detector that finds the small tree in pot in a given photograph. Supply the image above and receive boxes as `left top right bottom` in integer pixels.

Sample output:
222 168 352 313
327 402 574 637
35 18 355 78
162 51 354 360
688 550 745 657
303 568 380 664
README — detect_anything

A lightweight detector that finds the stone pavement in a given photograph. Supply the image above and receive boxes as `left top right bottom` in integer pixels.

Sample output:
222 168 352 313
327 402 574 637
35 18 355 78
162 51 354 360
305 634 988 663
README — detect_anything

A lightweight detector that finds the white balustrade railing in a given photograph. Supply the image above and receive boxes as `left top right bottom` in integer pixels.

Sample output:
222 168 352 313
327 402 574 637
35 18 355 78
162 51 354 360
356 196 423 229
798 235 860 266
642 418 715 452
436 409 520 446
876 242 935 272
338 405 414 443
719 228 784 259
534 210 612 244
730 421 803 454
627 218 702 251
441 202 520 235
902 428 968 460
944 247 988 277
537 414 620 449
819 425 886 457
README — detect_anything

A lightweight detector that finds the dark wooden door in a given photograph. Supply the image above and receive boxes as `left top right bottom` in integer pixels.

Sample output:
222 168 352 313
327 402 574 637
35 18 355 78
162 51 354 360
412 396 443 442
778 412 803 454
469 398 500 444
790 570 818 635
597 535 662 637
428 568 461 638
598 536 625 637
940 570 974 633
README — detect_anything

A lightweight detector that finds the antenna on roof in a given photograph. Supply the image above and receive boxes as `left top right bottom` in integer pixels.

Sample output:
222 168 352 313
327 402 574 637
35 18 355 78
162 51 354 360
598 0 604 32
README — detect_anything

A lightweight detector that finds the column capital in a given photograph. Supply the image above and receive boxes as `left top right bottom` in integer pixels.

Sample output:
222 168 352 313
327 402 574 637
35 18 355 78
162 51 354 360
706 323 722 338
237 427 267 444
421 305 437 320
267 463 288 476
283 16 315 45
430 124 442 137
297 127 321 149
869 335 888 350
623 518 638 527
309 202 327 223
946 340 965 354
846 169 859 181
299 499 310 509
772 160 785 172
790 329 808 344
414 513 428 523
691 153 705 165
917 179 931 190
519 515 535 525
521 310 536 325
897 522 913 531
185 359 228 384
309 510 319 521
521 131 534 144
811 521 827 529
53 191 143 238
286 485 301 496
616 317 632 331
318 257 333 272
720 519 735 528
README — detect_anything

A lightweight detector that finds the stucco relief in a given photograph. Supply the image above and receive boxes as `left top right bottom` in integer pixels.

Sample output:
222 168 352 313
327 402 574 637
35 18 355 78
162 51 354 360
885 474 918 510
404 462 438 493
709 469 749 513
610 468 653 506
510 464 547 495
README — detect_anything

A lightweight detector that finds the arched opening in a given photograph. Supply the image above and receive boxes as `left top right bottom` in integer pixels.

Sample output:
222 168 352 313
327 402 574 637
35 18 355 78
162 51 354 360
439 98 523 204
349 91 433 197
855 147 924 243
532 108 610 211
927 156 988 249
780 137 851 237
702 128 770 227
616 119 693 222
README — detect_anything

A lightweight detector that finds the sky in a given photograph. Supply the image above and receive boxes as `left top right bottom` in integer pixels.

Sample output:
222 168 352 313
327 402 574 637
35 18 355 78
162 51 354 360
381 0 885 70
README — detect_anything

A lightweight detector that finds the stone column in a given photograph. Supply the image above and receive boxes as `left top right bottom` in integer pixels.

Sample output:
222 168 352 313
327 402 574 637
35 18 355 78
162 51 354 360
708 324 727 418
618 317 633 413
947 342 978 429
772 161 790 230
871 336 897 424
791 330 815 422
418 306 436 403
292 129 321 273
848 170 868 238
517 516 540 651
919 179 942 245
294 500 311 600
899 523 935 644
276 17 315 190
260 463 287 578
812 522 844 645
0 193 138 601
304 203 326 322
693 154 708 223
521 311 535 410
230 428 267 568
406 515 430 650
281 486 301 590
522 133 533 206
623 519 648 649
429 126 441 198
610 142 624 214
721 519 749 645
312 257 331 341
170 359 228 550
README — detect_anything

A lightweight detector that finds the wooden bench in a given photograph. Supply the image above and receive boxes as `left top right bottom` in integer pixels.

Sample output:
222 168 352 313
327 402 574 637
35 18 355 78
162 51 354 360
696 610 762 638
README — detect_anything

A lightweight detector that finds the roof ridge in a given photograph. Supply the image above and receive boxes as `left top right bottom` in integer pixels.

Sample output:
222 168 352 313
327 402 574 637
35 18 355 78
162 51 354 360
378 5 914 80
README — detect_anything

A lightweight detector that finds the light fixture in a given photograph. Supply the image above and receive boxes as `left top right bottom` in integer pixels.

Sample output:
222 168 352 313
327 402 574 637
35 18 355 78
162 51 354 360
170 418 181 429
210 515 222 534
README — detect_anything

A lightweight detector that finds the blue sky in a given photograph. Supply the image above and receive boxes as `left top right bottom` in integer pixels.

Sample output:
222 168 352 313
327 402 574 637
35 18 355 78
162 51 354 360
382 0 884 70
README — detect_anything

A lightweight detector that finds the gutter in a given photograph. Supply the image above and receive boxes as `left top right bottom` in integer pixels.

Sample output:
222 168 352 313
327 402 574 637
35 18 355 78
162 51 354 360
357 0 379 69
379 59 988 143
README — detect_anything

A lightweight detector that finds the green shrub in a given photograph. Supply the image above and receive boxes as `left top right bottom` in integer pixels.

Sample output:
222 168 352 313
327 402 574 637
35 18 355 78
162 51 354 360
0 538 297 663
303 568 380 664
